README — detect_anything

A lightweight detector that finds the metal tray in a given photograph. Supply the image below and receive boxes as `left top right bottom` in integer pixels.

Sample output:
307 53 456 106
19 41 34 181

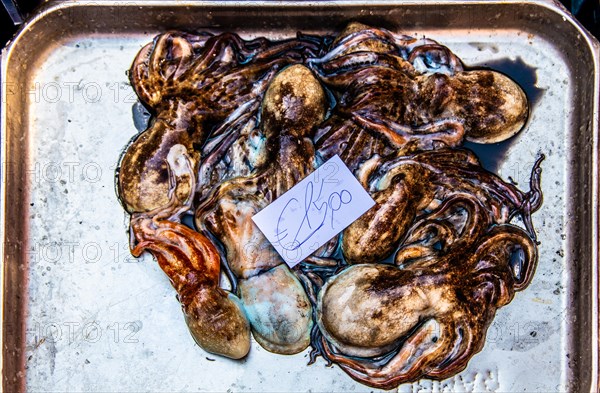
1 0 598 391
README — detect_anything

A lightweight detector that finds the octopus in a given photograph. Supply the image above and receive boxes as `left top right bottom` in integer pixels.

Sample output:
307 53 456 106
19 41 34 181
116 22 544 389
194 64 327 354
310 23 528 172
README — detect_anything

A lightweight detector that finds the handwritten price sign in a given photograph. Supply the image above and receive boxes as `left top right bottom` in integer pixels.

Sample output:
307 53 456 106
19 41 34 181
252 155 375 267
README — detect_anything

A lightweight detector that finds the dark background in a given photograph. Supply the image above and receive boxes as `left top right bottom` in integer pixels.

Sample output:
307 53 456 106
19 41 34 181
1 1 599 47
562 0 600 38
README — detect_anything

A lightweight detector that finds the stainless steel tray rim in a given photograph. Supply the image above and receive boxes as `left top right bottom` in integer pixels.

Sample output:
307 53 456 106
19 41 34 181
1 0 599 392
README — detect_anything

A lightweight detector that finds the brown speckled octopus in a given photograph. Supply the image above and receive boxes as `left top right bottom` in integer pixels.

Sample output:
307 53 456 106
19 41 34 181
116 23 543 389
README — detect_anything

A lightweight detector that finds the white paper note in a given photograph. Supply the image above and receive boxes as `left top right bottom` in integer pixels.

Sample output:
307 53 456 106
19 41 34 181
252 155 376 267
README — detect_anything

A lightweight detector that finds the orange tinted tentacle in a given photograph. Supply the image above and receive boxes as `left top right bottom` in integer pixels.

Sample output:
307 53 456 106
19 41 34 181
132 218 220 286
130 216 251 359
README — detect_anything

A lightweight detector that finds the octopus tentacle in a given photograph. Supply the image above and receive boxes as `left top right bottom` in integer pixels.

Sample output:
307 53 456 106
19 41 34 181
318 318 456 389
352 112 465 150
308 27 419 65
513 153 545 240
186 32 257 75
469 224 538 293
313 51 417 77
395 193 490 268
131 217 219 287
253 36 323 60
131 216 251 359
195 111 258 201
